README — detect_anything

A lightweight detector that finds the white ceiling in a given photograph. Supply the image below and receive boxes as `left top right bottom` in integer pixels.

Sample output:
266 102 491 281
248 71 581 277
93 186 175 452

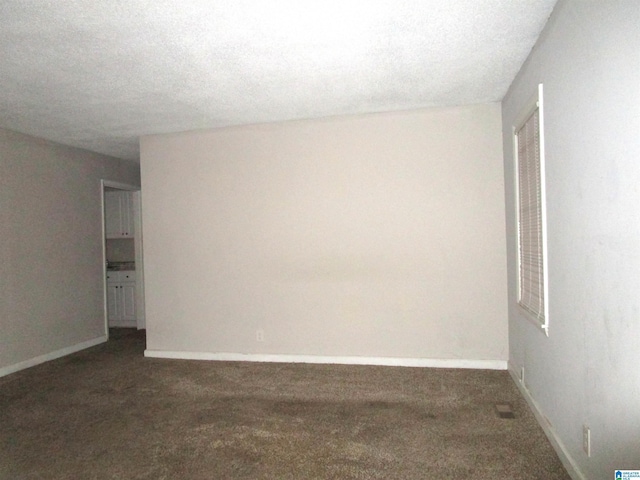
0 0 557 161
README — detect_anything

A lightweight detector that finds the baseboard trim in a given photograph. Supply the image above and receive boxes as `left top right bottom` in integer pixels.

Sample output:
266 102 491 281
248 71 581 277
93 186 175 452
507 364 586 480
144 350 507 370
0 336 108 378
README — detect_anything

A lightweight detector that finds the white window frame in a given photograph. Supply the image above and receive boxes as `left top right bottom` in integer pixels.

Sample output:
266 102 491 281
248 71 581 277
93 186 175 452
513 83 549 336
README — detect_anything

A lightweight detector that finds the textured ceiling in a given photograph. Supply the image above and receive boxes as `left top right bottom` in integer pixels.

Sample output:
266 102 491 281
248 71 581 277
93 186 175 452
0 1 557 161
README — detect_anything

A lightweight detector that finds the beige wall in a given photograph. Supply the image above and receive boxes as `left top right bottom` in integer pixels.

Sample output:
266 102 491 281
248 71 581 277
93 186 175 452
0 128 140 373
141 104 507 363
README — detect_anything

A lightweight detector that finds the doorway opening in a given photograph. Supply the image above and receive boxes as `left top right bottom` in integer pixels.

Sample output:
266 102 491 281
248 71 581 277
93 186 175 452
101 180 146 339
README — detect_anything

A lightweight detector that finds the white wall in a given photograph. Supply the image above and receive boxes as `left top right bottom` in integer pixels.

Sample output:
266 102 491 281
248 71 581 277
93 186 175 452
502 1 640 478
0 128 140 374
141 104 508 365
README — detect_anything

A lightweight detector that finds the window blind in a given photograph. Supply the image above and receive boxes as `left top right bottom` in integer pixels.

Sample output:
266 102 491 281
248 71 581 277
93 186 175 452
516 104 547 327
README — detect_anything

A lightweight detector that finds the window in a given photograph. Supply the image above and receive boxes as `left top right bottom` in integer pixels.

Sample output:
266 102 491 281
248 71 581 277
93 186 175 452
514 84 549 335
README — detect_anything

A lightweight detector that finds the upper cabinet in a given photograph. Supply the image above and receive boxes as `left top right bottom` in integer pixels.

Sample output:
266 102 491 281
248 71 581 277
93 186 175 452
105 190 134 238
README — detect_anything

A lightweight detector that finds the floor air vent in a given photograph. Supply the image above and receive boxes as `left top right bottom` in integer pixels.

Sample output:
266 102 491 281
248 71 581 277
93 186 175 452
495 403 515 419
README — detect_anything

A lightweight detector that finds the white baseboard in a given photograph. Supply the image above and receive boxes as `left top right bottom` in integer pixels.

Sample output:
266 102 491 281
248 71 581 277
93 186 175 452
507 364 586 480
144 350 507 370
0 335 108 378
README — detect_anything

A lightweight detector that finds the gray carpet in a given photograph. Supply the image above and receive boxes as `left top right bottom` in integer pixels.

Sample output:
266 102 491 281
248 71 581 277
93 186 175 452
0 329 569 479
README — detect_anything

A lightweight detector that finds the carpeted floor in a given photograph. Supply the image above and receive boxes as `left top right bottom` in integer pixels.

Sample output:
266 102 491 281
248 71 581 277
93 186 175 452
0 329 569 479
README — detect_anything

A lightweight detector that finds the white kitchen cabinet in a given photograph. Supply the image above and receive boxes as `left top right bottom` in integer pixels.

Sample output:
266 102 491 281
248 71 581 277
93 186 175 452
106 271 136 327
106 282 120 322
105 191 134 238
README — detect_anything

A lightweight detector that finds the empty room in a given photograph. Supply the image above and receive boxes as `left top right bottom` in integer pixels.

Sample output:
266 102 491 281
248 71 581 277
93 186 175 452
1 1 638 479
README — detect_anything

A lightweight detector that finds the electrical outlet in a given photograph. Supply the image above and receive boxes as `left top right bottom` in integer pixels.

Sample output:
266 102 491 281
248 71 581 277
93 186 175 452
582 425 591 457
256 329 264 342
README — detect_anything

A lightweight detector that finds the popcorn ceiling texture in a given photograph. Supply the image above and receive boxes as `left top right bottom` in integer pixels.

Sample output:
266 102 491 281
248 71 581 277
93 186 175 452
0 0 556 160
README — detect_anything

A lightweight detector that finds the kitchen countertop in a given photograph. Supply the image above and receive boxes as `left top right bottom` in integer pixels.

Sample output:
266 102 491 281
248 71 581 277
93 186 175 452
107 262 135 271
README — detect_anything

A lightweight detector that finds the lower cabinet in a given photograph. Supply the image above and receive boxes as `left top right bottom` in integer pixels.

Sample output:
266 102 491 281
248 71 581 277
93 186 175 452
106 271 136 327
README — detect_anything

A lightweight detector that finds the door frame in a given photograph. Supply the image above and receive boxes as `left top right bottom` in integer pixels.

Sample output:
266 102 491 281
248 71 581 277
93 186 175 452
100 180 146 337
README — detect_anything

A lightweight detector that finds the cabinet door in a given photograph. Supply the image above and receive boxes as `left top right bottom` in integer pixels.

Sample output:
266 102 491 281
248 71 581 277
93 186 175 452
120 192 134 237
104 191 121 238
104 191 134 238
106 283 121 325
120 283 136 324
